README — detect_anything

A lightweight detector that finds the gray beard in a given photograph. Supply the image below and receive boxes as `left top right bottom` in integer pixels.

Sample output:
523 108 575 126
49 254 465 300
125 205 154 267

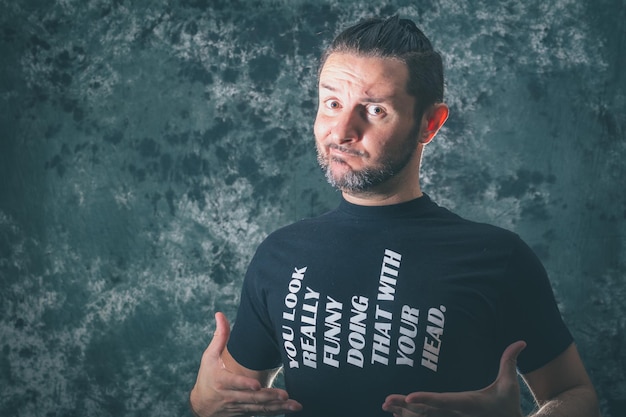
317 146 415 193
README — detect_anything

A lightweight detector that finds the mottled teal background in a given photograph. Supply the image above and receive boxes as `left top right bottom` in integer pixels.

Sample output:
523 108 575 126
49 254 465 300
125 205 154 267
0 0 624 416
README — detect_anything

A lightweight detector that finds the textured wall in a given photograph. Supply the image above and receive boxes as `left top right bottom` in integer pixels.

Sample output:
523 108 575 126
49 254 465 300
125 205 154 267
0 0 624 416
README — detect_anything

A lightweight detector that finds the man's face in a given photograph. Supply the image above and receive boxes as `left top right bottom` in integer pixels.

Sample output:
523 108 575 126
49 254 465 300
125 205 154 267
314 52 420 194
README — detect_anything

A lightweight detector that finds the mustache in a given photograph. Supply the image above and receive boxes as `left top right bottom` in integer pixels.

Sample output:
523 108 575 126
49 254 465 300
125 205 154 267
328 143 366 157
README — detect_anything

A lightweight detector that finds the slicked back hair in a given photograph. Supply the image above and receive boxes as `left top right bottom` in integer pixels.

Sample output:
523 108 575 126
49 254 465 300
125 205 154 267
319 15 444 120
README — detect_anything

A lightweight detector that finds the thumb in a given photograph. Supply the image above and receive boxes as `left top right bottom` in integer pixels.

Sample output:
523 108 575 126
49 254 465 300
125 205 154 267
206 311 231 361
496 340 526 384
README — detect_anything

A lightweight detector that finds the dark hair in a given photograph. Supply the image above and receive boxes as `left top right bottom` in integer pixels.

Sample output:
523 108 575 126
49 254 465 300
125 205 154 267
319 15 444 119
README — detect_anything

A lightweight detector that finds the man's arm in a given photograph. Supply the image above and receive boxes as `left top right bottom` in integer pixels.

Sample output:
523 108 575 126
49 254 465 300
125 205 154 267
189 312 302 417
382 341 600 417
523 343 599 417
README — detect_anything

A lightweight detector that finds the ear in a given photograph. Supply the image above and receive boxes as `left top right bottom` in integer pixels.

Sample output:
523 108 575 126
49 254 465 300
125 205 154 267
420 103 449 144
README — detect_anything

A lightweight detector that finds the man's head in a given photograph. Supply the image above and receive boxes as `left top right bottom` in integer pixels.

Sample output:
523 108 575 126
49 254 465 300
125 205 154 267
319 15 444 120
314 16 448 203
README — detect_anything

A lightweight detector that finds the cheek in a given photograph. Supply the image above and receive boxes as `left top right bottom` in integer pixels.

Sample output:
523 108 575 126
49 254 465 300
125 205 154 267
362 126 393 148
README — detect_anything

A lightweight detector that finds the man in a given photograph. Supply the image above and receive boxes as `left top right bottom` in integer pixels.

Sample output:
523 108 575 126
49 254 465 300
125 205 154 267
190 16 600 417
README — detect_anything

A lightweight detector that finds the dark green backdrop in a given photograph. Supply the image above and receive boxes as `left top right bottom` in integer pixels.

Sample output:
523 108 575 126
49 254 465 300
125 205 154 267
1 1 624 416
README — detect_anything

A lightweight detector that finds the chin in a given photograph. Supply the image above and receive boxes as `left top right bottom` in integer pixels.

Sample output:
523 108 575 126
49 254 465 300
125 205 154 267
329 162 355 179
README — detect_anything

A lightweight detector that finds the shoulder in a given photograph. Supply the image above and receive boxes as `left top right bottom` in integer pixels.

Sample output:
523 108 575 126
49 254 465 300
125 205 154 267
260 207 341 242
432 207 525 248
246 208 342 266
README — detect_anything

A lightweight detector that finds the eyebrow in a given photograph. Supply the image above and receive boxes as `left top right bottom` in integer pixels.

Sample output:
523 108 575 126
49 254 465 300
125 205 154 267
319 83 393 104
319 83 337 92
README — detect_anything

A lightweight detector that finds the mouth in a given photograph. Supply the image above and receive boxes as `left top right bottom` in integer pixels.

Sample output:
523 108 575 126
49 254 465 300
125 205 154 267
328 144 365 159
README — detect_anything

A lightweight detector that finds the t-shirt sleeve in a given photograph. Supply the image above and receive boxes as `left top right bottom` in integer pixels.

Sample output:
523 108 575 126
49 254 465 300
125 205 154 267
227 248 283 371
500 236 574 374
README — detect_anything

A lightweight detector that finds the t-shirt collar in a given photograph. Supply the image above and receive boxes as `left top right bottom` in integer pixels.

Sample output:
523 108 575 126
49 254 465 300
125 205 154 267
337 193 435 219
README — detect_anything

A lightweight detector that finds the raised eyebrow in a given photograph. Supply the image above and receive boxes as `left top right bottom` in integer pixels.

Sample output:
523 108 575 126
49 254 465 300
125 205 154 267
319 83 393 105
363 91 393 104
319 83 337 93
365 98 389 104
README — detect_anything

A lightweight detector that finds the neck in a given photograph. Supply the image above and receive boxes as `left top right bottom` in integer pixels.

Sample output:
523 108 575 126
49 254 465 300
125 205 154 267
342 188 423 206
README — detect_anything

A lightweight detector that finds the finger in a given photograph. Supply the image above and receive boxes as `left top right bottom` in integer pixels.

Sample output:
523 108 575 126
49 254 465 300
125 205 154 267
381 404 412 417
205 312 231 362
382 394 407 411
221 388 281 403
200 312 263 392
382 395 421 417
383 394 407 405
382 401 428 417
497 340 526 381
404 390 457 408
216 370 267 392
222 396 302 415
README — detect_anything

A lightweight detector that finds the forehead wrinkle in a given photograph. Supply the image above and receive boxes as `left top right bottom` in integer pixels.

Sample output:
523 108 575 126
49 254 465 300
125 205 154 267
320 80 397 104
318 53 411 108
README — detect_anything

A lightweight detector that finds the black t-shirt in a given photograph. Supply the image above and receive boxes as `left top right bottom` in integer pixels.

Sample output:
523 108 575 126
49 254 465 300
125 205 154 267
228 195 572 417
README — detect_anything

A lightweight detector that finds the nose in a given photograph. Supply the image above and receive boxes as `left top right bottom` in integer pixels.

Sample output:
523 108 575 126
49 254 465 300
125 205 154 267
329 107 363 144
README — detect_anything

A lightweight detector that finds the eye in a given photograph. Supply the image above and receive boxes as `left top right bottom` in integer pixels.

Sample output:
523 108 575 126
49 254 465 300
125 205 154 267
324 99 341 110
366 105 385 116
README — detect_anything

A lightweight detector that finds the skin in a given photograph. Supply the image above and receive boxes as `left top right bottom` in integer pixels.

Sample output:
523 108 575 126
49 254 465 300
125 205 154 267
190 312 302 417
314 52 448 205
189 52 600 417
381 342 600 417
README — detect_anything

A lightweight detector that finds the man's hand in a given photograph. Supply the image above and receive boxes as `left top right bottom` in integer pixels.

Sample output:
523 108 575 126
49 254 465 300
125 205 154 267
382 341 527 417
189 312 302 417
